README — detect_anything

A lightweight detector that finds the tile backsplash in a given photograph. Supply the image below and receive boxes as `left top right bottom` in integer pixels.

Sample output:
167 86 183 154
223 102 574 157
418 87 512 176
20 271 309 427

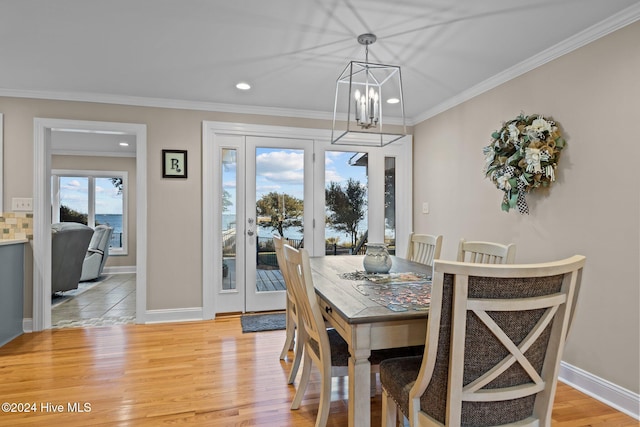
0 212 34 240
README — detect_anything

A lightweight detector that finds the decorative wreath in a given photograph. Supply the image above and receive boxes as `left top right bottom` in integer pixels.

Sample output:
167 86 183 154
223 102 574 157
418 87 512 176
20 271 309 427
483 113 566 214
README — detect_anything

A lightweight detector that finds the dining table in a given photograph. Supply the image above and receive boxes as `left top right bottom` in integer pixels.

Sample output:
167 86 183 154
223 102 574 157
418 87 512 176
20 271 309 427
309 254 432 427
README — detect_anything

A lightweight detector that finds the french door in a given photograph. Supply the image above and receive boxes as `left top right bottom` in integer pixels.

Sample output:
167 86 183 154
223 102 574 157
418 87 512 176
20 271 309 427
206 132 314 313
245 136 314 311
203 122 412 316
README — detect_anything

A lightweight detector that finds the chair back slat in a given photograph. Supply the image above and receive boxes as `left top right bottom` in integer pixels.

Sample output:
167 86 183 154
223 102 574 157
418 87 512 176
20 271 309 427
407 233 443 266
273 235 292 299
283 244 330 366
457 239 516 264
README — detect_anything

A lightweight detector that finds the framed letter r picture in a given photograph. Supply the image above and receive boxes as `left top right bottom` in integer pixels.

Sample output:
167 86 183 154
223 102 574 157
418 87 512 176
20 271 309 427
162 149 188 178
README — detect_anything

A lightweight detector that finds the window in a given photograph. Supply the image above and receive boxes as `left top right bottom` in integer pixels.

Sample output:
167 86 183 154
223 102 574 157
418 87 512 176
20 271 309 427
52 170 128 255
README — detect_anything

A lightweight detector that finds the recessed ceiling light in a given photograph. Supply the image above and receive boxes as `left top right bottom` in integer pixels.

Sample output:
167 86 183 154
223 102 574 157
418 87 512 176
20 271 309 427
386 98 400 104
236 82 251 90
119 142 129 147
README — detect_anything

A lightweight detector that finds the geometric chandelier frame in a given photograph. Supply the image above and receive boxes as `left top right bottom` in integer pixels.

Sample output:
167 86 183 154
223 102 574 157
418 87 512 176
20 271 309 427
331 33 407 146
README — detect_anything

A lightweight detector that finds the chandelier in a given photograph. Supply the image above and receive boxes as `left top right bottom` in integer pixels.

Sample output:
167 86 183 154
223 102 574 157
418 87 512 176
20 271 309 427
331 33 406 146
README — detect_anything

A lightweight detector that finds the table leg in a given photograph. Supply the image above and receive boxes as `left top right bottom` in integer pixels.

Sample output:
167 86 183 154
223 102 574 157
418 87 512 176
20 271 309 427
348 324 372 427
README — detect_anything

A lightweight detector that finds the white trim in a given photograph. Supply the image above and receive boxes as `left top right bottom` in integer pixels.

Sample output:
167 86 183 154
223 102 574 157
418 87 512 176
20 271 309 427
51 149 136 158
22 318 32 333
103 265 136 275
560 361 640 420
144 308 203 324
201 122 216 320
413 3 640 123
33 118 147 330
0 113 3 213
0 89 333 122
0 89 410 126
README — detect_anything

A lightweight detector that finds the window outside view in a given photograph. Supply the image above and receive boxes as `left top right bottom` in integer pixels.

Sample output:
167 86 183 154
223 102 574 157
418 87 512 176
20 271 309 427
57 175 125 250
220 147 397 293
220 149 372 259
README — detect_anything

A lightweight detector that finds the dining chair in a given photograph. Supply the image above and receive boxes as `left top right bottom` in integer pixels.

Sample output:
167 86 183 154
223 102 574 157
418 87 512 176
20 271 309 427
457 238 516 264
274 235 302 385
380 255 586 427
283 244 421 427
406 233 443 266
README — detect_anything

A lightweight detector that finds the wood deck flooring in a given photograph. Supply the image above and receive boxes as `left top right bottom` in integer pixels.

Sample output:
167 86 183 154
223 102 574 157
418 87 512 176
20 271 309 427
257 268 286 292
0 316 636 426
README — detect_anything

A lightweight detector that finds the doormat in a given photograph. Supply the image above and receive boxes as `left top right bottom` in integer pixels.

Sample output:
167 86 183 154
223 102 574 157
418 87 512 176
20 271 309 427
241 312 286 333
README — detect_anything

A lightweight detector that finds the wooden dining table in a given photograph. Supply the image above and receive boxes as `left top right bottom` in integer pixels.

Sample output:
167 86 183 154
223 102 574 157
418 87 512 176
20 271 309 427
309 255 432 427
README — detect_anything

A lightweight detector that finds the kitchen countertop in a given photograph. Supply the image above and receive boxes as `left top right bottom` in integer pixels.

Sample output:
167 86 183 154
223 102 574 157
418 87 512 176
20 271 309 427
0 238 28 246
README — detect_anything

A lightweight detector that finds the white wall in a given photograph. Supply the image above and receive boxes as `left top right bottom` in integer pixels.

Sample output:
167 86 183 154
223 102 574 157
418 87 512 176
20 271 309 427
412 21 640 394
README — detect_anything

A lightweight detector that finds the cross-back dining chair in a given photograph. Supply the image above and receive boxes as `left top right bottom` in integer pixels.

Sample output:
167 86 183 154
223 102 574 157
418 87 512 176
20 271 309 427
406 233 443 266
380 255 586 427
274 235 302 384
282 244 421 427
457 238 516 264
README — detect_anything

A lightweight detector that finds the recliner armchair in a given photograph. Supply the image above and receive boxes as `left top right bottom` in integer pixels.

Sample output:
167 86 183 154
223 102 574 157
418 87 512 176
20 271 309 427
80 225 113 281
51 222 94 293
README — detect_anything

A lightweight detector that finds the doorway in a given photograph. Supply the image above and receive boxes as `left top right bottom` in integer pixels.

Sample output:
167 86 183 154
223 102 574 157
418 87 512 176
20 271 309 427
33 118 147 331
202 122 412 317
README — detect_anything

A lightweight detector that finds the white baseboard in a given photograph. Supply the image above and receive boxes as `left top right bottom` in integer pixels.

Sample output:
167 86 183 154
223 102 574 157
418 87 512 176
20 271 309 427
103 265 136 274
560 361 640 420
142 307 204 324
23 318 33 333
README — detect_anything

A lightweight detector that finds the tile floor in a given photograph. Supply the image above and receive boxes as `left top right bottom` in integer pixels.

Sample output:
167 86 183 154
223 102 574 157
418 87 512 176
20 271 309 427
51 273 136 328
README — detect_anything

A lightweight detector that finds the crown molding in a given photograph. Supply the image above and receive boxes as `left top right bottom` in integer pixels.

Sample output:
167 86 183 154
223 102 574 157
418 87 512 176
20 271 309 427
0 87 412 125
0 88 337 121
411 2 640 125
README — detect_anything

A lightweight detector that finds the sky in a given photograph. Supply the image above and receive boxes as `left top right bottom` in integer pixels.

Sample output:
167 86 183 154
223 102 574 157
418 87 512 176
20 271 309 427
58 176 123 215
222 148 367 214
222 148 369 241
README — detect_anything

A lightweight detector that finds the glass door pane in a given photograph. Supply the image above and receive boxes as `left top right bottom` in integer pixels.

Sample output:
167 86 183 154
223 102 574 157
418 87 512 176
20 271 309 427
95 177 124 249
324 151 368 256
384 157 396 254
221 148 237 291
246 137 310 312
59 176 89 224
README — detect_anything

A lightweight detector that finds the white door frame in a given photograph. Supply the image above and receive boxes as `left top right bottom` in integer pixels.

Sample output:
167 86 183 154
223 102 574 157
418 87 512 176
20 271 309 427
33 118 147 330
203 121 412 318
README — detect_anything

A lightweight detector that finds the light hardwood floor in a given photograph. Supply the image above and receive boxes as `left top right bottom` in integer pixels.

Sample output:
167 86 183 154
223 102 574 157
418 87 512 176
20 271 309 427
0 317 636 426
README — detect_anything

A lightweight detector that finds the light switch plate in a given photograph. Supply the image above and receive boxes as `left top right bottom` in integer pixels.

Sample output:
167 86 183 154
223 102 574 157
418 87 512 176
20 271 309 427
12 197 33 211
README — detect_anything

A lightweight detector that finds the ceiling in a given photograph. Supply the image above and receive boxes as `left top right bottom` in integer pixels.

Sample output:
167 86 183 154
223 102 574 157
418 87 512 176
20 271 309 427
1 0 639 127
